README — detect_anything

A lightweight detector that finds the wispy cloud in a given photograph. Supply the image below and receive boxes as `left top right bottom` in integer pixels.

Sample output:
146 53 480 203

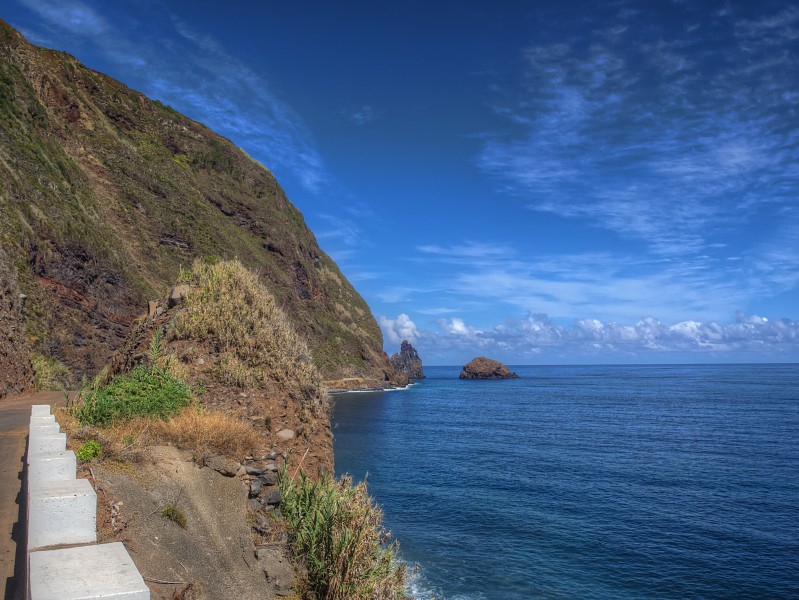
410 237 799 327
16 0 328 192
342 105 382 126
477 3 799 263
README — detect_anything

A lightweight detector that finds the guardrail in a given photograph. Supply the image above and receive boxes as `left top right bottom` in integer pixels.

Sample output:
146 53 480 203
26 404 150 599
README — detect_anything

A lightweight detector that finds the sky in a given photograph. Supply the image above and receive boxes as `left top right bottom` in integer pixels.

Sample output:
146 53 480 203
4 0 799 364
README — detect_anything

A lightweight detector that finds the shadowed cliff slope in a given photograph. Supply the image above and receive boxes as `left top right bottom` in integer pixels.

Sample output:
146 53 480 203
0 20 397 389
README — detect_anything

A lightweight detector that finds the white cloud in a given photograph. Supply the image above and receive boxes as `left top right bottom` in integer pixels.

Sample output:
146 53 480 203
438 317 480 337
412 312 799 362
379 314 419 345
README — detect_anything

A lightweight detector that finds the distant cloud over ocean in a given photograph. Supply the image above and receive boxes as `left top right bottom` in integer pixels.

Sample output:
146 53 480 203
381 312 799 363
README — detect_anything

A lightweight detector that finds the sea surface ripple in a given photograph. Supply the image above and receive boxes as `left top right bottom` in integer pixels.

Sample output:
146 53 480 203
332 364 799 599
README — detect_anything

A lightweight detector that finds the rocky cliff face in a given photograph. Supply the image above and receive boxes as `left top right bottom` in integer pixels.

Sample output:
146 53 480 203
0 244 33 398
0 20 398 391
389 340 425 380
459 357 518 380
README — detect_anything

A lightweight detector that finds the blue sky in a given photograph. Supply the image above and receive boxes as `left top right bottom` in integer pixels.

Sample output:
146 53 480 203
5 0 799 364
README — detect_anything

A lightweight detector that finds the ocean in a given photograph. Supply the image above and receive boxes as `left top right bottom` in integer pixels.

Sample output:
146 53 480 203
331 364 799 599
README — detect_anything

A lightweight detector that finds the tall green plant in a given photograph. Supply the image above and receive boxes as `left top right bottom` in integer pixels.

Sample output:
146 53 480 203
278 469 408 599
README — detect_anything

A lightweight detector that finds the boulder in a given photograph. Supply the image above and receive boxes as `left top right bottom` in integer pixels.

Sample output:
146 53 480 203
204 455 240 477
276 429 295 441
459 357 518 380
389 340 425 379
259 473 277 486
264 489 282 506
256 547 294 596
167 284 190 308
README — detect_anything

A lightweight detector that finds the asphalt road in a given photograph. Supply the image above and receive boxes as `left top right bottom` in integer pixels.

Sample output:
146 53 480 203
0 392 65 600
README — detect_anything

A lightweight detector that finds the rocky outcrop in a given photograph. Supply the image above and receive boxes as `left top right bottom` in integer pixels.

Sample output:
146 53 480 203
459 357 518 380
389 340 425 380
0 19 393 386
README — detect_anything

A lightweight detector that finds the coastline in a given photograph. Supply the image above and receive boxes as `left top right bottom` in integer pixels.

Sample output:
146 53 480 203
324 378 418 394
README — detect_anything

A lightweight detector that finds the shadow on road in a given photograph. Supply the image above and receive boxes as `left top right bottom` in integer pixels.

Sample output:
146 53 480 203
4 440 27 600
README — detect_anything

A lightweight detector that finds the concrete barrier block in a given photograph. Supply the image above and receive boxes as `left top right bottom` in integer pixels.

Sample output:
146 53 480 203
27 433 67 458
28 478 97 550
29 542 150 600
29 451 77 488
31 405 52 417
29 424 61 438
30 415 56 426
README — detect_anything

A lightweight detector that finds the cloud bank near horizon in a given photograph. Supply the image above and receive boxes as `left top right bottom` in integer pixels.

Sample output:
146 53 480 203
380 312 799 362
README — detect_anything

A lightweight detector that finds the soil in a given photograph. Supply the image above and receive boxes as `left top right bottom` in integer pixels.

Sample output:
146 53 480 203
89 446 288 599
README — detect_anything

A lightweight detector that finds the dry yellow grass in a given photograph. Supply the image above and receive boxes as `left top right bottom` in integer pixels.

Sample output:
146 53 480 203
149 408 261 458
170 260 325 416
56 405 261 460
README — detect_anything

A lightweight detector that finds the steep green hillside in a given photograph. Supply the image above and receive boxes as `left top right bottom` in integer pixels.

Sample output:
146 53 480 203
0 20 397 387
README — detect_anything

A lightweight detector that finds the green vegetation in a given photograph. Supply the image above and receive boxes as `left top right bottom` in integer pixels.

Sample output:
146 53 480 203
279 470 408 600
73 327 191 426
74 364 191 426
161 503 187 528
32 354 73 391
75 440 101 461
171 259 324 415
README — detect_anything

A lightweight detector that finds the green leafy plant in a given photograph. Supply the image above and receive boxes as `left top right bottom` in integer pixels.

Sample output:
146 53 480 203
76 440 101 461
74 364 191 426
278 466 408 599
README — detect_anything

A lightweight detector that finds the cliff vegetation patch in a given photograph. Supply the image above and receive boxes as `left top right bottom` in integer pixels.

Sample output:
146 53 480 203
171 259 325 416
279 468 408 599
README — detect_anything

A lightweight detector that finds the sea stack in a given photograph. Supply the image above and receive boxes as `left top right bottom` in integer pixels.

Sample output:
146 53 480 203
389 340 425 379
459 357 518 380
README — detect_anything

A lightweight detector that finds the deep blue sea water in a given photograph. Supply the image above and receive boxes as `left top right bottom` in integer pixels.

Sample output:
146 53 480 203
331 364 799 599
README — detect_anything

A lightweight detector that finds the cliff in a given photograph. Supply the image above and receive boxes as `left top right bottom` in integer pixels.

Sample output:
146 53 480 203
389 339 425 380
0 19 398 391
0 244 33 398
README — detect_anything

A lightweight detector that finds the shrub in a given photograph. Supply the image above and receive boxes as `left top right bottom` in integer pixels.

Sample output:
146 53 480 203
74 364 191 426
161 503 187 528
33 354 73 391
279 470 408 599
171 260 325 416
76 440 101 461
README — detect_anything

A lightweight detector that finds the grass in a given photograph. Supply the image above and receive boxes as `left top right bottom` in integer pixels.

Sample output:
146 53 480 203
58 405 261 461
72 328 192 426
171 260 325 416
74 364 191 426
278 469 408 600
161 503 187 528
148 407 261 458
32 353 73 391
